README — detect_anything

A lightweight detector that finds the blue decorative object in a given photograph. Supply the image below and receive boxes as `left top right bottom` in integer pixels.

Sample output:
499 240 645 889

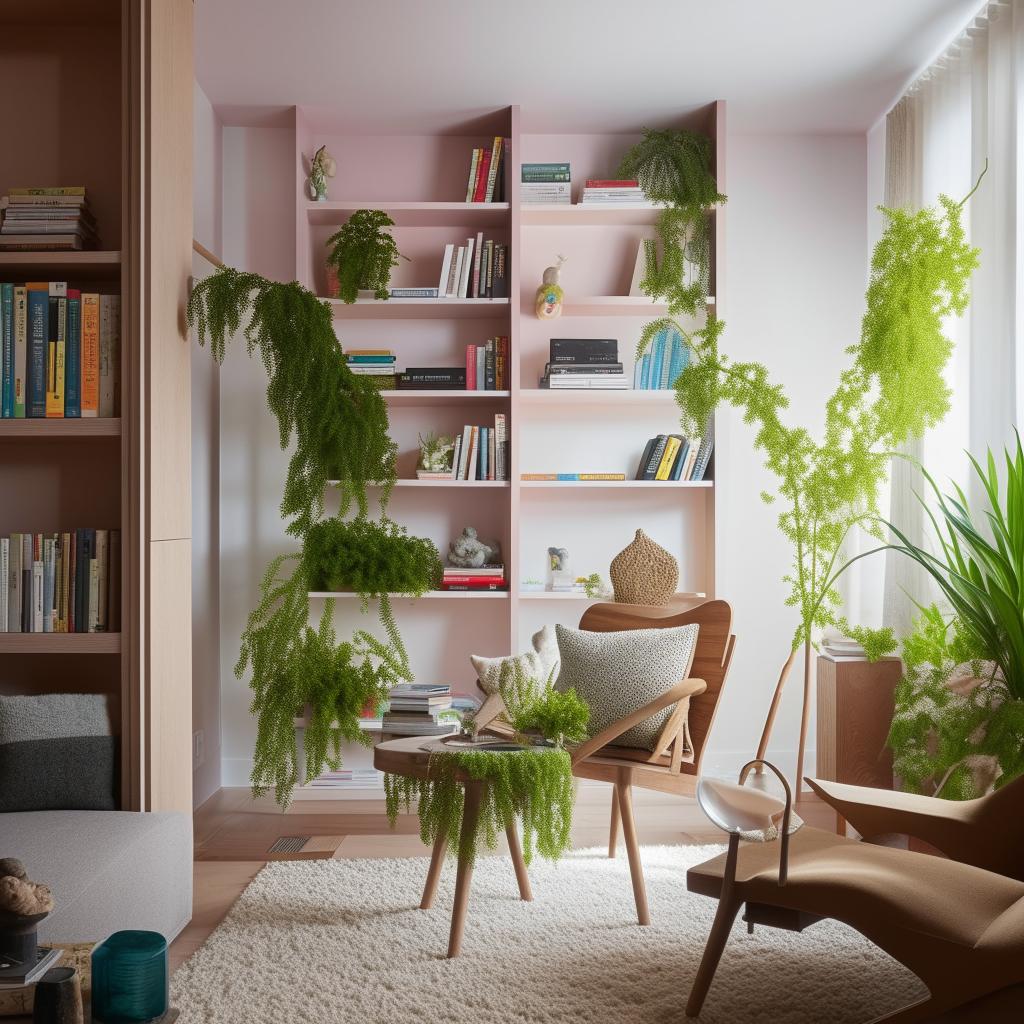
91 931 167 1023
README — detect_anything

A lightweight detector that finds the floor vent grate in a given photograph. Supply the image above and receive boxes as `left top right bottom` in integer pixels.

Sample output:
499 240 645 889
268 836 310 855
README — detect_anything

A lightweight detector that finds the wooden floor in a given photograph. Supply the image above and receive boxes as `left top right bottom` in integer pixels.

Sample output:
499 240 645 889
170 784 837 971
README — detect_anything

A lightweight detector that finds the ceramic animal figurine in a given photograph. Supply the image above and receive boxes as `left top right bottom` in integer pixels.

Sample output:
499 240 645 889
534 255 566 319
307 145 337 201
448 526 501 568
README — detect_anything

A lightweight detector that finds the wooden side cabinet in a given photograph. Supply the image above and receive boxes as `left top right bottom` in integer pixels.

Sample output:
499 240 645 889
816 655 902 803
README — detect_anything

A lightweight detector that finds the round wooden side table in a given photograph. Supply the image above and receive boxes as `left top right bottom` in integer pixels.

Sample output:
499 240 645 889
373 736 534 957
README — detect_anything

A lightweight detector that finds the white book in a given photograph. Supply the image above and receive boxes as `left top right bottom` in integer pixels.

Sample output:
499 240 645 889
437 244 455 295
457 425 473 480
99 294 120 417
450 435 462 480
681 437 702 480
32 552 43 633
494 413 507 481
95 529 108 632
89 558 100 633
458 237 474 298
476 346 486 389
448 247 465 298
13 286 27 417
0 538 8 632
42 537 54 633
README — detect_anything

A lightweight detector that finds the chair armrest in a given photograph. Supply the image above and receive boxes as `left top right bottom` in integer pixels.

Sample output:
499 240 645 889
472 692 506 732
571 677 707 765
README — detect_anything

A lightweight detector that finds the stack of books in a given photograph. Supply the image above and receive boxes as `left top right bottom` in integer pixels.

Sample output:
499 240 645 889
465 337 509 390
465 137 508 203
450 415 508 480
344 349 396 383
821 637 868 659
396 366 465 391
540 338 628 389
1 528 121 633
306 767 383 789
1 283 120 418
0 946 63 991
579 178 649 206
634 432 714 482
437 235 508 299
441 565 506 592
389 287 438 299
633 327 689 390
0 187 97 251
521 163 571 205
384 684 459 736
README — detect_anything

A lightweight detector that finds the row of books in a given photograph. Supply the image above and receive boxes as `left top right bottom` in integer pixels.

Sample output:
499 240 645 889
0 187 96 251
521 162 572 206
634 327 689 390
441 564 506 592
1 529 121 634
579 179 650 206
466 337 509 390
465 138 509 204
345 349 395 377
416 415 509 480
437 236 508 299
383 683 458 736
635 433 714 482
0 283 120 418
540 337 629 390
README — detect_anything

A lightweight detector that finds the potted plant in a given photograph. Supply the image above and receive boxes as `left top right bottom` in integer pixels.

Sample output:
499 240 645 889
325 208 408 303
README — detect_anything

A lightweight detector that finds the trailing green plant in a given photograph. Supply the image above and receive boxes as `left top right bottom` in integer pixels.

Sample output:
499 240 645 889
385 748 574 864
666 174 983 773
617 129 725 322
188 267 442 807
490 659 589 747
326 209 407 303
887 604 1024 798
578 572 604 598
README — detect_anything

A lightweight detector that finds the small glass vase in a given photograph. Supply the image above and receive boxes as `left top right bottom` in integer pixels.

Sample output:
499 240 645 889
91 931 168 1023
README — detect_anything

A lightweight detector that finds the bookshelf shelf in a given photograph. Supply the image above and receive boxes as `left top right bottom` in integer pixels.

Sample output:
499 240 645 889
0 250 122 278
519 590 707 601
382 389 510 407
326 479 509 488
520 204 668 226
0 633 122 654
324 297 510 319
0 418 122 438
519 479 713 490
560 296 715 317
306 201 510 228
308 590 509 600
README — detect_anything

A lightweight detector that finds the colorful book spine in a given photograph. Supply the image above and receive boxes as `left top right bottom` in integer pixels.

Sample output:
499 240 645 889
12 286 27 418
80 293 100 416
650 329 667 390
0 284 12 416
64 290 81 416
466 345 477 390
484 137 503 202
25 284 48 417
465 149 481 202
45 286 67 417
656 436 682 480
472 149 491 203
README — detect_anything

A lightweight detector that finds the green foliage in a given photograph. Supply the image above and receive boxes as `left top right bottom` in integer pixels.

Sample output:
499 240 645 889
618 129 725 318
579 572 603 598
188 267 438 807
671 185 981 652
888 605 1024 799
833 618 898 662
884 432 1024 701
384 748 575 865
516 689 590 747
326 209 406 303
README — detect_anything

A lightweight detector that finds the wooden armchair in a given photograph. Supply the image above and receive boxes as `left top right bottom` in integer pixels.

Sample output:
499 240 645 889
570 598 735 925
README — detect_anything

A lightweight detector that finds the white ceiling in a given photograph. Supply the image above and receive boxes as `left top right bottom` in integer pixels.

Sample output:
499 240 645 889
196 0 984 133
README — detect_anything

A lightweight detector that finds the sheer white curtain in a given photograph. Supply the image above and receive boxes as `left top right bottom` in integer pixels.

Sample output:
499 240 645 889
878 0 1024 637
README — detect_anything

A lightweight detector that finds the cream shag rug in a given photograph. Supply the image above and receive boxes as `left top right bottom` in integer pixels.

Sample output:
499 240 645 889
172 845 925 1023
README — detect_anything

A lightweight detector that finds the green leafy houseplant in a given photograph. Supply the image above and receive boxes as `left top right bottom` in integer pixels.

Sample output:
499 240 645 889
617 128 725 323
326 209 407 303
187 268 441 806
669 180 982 780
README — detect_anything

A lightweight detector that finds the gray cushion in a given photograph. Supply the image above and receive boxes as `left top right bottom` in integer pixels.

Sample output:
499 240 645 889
0 694 117 811
554 622 699 752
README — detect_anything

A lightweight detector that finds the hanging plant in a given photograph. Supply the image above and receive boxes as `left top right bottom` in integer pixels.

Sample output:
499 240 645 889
617 128 725 325
187 268 442 806
326 209 408 303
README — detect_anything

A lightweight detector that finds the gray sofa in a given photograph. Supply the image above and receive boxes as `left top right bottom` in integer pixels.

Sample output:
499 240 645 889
0 810 192 945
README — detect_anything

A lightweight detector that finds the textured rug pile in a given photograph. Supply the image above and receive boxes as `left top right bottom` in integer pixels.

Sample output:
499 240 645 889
172 845 925 1023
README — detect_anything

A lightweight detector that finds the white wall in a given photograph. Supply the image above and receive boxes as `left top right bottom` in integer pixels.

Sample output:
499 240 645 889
704 132 868 781
191 81 223 808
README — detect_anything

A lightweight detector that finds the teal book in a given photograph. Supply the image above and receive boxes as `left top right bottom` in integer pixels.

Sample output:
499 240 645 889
670 438 690 480
650 330 667 390
639 351 653 389
1 284 12 416
64 291 82 417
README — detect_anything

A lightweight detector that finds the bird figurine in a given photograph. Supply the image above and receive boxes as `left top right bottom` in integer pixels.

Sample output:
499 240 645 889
535 255 566 319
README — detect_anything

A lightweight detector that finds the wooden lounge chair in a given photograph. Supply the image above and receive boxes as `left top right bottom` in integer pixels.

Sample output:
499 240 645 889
685 762 1024 1022
478 598 735 926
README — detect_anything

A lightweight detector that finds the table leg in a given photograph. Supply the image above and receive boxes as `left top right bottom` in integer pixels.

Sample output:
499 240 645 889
420 829 447 910
505 822 533 902
448 781 484 958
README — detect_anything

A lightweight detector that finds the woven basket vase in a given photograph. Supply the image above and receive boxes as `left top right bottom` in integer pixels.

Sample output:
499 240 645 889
609 529 679 605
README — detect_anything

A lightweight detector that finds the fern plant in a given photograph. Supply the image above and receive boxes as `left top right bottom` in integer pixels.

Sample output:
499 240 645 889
618 129 725 321
326 209 407 303
666 177 983 780
188 267 441 807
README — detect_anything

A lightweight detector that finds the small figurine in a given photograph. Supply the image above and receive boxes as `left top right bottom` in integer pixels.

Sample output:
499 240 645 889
0 858 54 917
417 432 456 476
448 526 501 568
535 255 566 319
307 145 337 202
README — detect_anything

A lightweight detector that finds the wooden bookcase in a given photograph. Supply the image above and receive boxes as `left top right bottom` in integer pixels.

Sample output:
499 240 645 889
288 102 724 794
0 0 194 814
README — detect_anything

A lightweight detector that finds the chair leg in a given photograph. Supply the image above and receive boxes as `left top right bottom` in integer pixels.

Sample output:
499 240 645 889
615 775 650 925
608 789 620 858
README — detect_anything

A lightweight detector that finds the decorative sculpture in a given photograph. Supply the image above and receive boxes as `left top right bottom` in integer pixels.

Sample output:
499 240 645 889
447 526 501 568
609 529 678 605
306 145 336 201
534 255 566 319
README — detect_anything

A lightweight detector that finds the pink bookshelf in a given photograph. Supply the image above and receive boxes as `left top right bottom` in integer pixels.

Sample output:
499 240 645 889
292 101 723 720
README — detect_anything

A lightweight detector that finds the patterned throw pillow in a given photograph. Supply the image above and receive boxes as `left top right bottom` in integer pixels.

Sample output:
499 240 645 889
471 625 560 697
0 693 117 811
554 623 699 753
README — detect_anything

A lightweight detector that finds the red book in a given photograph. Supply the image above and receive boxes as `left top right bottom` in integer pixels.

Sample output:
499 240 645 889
585 178 639 188
440 583 507 591
441 575 506 585
466 344 477 390
472 150 492 203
